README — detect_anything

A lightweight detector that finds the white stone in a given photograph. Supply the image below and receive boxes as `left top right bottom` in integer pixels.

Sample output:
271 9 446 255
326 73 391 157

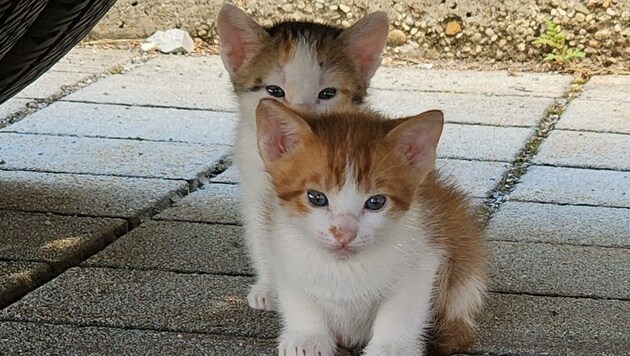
146 29 194 54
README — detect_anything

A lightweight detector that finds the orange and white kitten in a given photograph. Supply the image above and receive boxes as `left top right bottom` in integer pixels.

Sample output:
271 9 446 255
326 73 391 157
216 4 388 311
255 99 489 356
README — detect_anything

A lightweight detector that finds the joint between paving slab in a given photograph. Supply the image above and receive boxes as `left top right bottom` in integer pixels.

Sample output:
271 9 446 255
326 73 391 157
527 162 630 173
490 290 630 302
59 99 237 114
478 74 591 226
0 131 232 147
80 264 255 278
509 198 630 210
370 86 561 99
0 54 157 130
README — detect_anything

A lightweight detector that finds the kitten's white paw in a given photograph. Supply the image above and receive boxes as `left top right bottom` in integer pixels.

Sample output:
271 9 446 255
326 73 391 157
278 332 335 356
247 282 276 311
362 342 422 356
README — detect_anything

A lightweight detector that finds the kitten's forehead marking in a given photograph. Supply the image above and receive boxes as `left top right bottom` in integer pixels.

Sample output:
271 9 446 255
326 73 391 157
283 40 322 106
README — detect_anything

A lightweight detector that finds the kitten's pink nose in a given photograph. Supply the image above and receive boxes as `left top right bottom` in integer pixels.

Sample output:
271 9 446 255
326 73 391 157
330 216 358 246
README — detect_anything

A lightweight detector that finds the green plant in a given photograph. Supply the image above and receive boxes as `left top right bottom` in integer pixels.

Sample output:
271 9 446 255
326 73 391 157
532 19 585 64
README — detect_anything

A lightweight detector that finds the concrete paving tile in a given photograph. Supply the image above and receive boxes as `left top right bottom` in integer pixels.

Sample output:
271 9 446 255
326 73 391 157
486 201 630 247
580 75 630 103
0 321 276 356
0 171 187 221
369 89 551 127
2 102 237 145
511 166 629 208
14 71 94 100
371 67 571 97
489 241 630 299
436 159 507 198
0 211 127 265
0 321 275 355
155 184 240 224
438 124 532 162
64 56 236 111
84 221 251 275
0 99 29 121
534 130 629 170
0 267 281 338
50 48 135 74
474 293 629 355
0 133 229 179
210 166 239 184
556 99 630 134
0 262 52 308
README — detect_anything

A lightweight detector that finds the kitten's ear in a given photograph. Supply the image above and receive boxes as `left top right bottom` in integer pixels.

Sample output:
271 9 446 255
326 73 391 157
340 11 389 81
387 110 444 172
256 99 312 162
216 4 268 75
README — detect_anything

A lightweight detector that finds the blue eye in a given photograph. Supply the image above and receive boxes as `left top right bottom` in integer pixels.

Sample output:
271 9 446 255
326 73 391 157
365 195 386 211
266 85 285 98
318 87 337 100
307 190 328 207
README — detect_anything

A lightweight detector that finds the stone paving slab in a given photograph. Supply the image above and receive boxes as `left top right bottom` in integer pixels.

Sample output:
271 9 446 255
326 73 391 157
0 267 280 339
438 124 531 162
486 201 630 247
0 211 126 265
534 130 629 170
14 72 99 100
511 166 629 208
84 221 251 275
579 75 630 103
0 133 229 179
490 241 630 300
0 262 52 308
473 293 629 355
0 171 187 221
49 48 135 74
436 159 507 198
64 56 235 111
556 99 630 134
369 89 551 127
210 166 238 184
155 184 240 224
2 101 237 145
0 322 276 356
371 68 571 98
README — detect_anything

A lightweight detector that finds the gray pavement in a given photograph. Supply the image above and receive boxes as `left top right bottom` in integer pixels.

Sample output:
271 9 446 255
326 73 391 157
0 48 628 355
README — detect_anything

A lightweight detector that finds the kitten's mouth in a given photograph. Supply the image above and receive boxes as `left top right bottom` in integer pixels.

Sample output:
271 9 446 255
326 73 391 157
328 245 357 258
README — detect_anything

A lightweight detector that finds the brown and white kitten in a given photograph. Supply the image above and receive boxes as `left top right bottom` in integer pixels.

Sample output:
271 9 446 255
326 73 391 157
216 4 388 311
255 99 489 356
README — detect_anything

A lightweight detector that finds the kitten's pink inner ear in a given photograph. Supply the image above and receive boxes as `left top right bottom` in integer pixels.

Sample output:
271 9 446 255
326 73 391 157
216 4 267 74
256 100 310 161
389 110 444 170
340 11 389 80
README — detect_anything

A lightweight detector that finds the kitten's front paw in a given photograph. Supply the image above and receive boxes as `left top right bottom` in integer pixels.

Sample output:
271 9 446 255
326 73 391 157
247 282 276 311
278 331 335 356
362 342 422 356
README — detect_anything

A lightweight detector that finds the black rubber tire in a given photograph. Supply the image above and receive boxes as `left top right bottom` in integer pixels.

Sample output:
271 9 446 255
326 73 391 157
0 0 117 105
0 0 48 62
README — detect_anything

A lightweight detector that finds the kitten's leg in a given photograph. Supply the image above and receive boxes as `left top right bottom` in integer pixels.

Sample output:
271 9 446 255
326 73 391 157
363 265 440 356
277 288 335 356
241 191 277 311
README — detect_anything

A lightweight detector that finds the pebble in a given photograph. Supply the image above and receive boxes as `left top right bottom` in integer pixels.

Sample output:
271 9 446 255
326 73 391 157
575 13 586 22
485 28 495 37
594 29 611 40
281 3 294 12
517 43 526 52
574 3 590 14
445 20 462 36
339 4 351 13
387 29 407 46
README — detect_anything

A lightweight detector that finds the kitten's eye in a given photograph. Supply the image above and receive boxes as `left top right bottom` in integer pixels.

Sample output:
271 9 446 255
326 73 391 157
365 195 387 211
318 87 337 100
307 190 328 207
266 85 285 98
